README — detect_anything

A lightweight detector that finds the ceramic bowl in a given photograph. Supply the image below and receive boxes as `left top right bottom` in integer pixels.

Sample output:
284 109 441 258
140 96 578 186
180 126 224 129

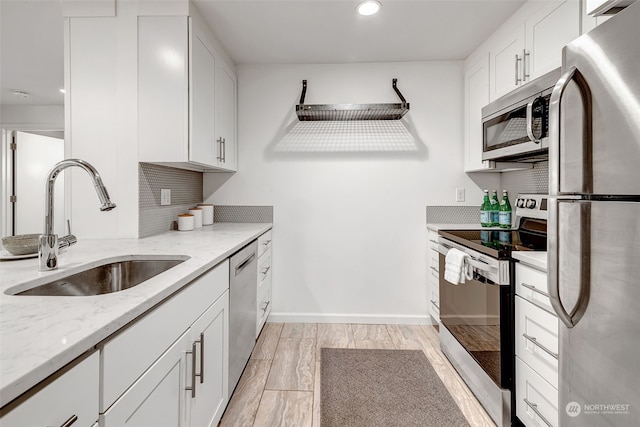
2 234 40 256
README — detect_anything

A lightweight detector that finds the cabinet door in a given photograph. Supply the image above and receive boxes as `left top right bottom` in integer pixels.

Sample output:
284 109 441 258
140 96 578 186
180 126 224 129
138 17 189 163
102 332 190 427
0 352 99 427
188 290 230 427
215 62 237 171
525 0 580 81
190 21 217 167
464 55 491 172
489 25 525 101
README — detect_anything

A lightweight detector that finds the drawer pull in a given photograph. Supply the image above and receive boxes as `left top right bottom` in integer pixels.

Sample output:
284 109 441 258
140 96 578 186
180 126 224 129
429 266 438 273
262 300 271 313
428 239 438 245
523 333 558 360
523 398 554 427
199 333 205 384
527 298 557 317
186 341 199 398
56 415 78 427
262 266 271 275
521 282 550 298
429 299 440 310
262 240 271 246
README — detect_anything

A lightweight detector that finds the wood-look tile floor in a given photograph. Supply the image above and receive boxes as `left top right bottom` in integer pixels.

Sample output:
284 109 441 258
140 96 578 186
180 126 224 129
219 323 496 427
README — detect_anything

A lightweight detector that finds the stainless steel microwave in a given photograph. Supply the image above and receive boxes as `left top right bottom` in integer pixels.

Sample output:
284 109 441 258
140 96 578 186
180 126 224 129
482 68 560 162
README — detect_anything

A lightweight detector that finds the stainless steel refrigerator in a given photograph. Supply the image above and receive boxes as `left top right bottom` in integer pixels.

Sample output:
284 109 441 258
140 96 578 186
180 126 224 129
548 2 640 426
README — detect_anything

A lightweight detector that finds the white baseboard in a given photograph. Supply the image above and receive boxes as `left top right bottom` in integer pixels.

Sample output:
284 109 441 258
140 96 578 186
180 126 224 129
268 312 435 325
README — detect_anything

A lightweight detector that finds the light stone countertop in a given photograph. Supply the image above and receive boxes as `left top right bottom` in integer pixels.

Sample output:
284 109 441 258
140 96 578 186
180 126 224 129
0 222 272 407
512 251 548 271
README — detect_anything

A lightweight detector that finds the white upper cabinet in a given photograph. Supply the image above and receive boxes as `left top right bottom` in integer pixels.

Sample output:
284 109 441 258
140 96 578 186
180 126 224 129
215 61 238 171
489 26 526 101
489 0 580 101
464 55 492 172
524 0 580 80
138 16 237 172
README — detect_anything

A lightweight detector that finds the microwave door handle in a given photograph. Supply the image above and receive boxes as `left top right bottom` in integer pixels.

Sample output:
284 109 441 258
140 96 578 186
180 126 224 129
549 65 593 196
526 100 536 142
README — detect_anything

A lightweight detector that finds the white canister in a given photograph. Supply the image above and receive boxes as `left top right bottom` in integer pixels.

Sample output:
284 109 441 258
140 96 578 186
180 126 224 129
189 207 203 228
177 214 194 231
197 203 214 225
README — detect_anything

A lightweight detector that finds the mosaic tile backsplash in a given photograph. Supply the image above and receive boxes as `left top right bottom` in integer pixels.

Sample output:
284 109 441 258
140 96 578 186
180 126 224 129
139 163 203 237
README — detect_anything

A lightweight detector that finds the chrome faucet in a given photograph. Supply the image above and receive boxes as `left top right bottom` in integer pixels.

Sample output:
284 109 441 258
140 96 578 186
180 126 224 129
39 159 116 271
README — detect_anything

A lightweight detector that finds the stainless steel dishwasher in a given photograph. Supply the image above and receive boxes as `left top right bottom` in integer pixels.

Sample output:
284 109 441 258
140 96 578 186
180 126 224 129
228 240 258 394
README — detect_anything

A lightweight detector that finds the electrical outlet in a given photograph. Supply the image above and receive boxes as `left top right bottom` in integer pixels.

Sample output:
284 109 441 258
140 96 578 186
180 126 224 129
160 189 171 206
456 188 465 202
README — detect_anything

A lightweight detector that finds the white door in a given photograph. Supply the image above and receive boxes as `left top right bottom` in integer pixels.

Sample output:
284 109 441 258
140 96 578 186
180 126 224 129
188 290 229 427
189 23 216 167
15 131 65 235
489 25 525 101
215 63 237 171
101 331 190 427
525 0 580 81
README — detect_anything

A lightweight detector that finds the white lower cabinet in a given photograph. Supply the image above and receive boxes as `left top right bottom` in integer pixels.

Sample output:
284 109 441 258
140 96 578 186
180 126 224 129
515 261 558 427
0 351 99 427
256 230 273 337
427 229 440 322
100 260 230 427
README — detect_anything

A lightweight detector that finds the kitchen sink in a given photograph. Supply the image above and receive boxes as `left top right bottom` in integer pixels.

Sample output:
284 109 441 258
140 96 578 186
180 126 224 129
8 256 189 296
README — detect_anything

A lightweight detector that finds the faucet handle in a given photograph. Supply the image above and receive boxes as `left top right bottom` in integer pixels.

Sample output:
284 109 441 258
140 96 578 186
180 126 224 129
58 234 77 251
66 219 72 235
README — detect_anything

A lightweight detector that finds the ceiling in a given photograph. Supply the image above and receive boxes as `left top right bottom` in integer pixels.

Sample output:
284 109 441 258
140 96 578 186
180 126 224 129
0 0 526 107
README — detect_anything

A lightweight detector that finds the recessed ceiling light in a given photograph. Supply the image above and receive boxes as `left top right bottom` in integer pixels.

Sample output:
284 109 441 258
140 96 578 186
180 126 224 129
357 0 381 16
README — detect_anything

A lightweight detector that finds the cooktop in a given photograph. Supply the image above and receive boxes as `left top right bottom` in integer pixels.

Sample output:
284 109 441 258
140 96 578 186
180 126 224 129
438 228 547 259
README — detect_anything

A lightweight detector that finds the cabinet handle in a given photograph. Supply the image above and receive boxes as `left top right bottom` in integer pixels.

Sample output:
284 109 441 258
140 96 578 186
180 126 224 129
429 299 440 310
198 333 205 384
262 300 271 313
54 415 77 427
262 266 271 276
523 49 530 81
521 282 549 298
429 266 438 273
428 239 438 245
523 398 553 427
221 137 226 163
186 341 198 398
262 239 271 246
515 54 522 85
522 333 558 360
216 138 223 161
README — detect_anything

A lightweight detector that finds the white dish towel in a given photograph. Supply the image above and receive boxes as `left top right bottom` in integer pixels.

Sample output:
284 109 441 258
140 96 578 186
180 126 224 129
444 248 472 285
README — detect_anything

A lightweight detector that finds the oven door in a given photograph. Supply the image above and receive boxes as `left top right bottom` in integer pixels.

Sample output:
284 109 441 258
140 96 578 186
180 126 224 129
438 241 513 389
482 94 550 161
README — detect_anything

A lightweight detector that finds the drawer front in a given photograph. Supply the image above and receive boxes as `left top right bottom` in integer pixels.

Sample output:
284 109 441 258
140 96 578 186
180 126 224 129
516 357 558 427
256 283 272 337
100 260 229 411
257 249 272 290
0 352 99 427
516 263 553 313
515 296 558 389
257 230 272 258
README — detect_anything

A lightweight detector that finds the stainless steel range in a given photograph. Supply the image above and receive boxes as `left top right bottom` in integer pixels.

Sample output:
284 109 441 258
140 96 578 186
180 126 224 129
437 194 548 427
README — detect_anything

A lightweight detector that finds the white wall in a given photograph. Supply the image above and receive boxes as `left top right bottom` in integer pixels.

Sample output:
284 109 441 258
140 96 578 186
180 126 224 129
204 62 485 324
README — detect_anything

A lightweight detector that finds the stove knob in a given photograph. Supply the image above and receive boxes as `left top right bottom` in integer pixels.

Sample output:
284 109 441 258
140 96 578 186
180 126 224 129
526 199 537 209
517 198 525 208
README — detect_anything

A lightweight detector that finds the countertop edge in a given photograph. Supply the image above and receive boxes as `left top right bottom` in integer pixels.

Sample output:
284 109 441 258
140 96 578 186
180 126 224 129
0 223 272 407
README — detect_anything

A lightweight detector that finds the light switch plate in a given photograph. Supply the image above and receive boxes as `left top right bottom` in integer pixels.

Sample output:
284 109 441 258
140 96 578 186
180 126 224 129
160 189 171 206
456 188 465 202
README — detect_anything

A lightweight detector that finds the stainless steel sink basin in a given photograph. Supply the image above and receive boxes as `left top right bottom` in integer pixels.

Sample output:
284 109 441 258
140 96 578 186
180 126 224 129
10 256 189 296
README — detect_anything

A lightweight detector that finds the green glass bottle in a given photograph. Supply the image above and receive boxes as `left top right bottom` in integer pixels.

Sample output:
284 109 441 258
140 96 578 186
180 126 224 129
480 190 491 227
490 190 500 227
499 190 512 229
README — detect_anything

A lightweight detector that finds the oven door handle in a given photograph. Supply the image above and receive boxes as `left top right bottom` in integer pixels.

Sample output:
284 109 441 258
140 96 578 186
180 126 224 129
438 242 497 274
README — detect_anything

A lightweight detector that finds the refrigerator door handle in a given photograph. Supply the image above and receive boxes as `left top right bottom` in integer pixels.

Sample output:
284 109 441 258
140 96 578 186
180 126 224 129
549 65 593 196
548 199 591 328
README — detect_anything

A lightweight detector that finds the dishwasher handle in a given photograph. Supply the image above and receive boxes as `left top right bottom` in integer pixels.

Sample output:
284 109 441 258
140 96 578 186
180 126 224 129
235 252 256 276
